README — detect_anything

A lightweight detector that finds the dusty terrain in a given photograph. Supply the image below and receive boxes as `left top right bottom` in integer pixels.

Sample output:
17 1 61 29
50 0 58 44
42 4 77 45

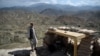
0 46 67 56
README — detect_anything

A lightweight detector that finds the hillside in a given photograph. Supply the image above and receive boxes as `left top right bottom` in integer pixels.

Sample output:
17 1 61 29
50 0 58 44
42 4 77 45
55 10 100 30
0 9 62 47
0 3 100 48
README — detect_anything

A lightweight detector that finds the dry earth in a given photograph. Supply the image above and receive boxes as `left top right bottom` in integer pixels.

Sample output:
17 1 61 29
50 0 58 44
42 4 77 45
0 47 67 56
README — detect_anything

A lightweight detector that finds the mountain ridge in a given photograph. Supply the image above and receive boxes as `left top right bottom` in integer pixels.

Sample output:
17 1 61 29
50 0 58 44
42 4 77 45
0 3 100 12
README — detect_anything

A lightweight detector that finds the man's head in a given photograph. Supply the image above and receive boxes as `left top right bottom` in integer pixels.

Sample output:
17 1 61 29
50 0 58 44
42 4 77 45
30 23 33 27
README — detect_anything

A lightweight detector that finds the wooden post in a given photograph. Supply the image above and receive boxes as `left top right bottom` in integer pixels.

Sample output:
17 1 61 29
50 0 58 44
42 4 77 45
74 38 77 56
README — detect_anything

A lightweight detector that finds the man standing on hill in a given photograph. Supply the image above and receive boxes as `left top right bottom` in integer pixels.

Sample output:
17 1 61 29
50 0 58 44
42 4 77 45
28 23 38 51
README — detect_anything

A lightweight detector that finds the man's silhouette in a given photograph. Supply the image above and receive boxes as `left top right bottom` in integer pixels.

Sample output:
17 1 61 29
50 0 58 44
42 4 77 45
28 23 38 51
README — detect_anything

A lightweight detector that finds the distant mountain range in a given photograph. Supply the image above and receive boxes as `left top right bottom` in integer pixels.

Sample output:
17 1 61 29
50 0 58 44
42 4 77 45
0 3 100 17
0 3 100 27
1 3 100 12
0 3 100 19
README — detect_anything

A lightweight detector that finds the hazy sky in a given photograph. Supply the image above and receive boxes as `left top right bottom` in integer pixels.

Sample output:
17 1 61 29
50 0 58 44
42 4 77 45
0 0 100 8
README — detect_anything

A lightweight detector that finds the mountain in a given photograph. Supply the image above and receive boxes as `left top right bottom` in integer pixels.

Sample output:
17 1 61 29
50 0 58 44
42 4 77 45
1 3 100 13
40 8 65 16
0 3 100 46
0 3 100 31
55 15 85 25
